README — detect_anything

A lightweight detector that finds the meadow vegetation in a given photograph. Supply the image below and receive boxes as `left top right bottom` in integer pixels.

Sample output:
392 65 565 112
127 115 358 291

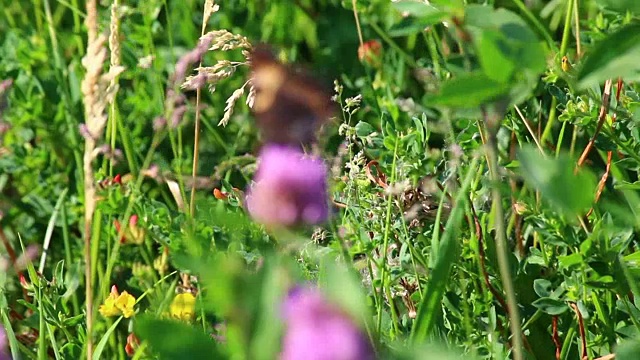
1 0 640 359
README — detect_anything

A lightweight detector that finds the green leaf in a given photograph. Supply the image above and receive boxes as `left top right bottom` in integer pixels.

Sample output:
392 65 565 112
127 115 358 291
615 181 640 190
319 260 370 327
624 251 640 267
615 338 640 360
532 297 569 315
355 121 375 137
596 0 640 14
517 146 597 216
475 30 516 82
533 279 552 297
558 253 583 270
392 0 463 13
249 270 287 360
1 310 21 360
547 83 567 103
93 317 123 360
465 5 547 80
429 72 509 107
389 1 450 36
389 12 449 37
135 316 222 359
392 1 441 17
578 23 640 88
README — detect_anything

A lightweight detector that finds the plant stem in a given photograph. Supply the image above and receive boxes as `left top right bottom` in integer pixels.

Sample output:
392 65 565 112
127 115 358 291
510 0 557 51
574 0 582 58
189 1 211 217
352 0 364 47
376 138 400 338
484 110 524 360
83 0 99 357
369 22 417 68
542 0 575 144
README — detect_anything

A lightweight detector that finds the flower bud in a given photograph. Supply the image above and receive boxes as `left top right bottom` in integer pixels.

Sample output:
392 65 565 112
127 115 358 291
246 145 329 228
357 40 382 67
280 286 374 360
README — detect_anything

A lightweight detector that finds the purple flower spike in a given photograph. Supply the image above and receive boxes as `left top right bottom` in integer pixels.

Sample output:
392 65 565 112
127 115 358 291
246 146 330 228
280 286 375 360
0 326 8 360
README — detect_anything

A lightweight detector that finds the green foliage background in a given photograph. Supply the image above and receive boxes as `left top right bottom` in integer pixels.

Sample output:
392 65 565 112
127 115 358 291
1 0 640 359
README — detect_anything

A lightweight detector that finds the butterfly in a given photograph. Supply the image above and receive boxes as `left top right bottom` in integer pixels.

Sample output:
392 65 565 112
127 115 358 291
249 45 335 146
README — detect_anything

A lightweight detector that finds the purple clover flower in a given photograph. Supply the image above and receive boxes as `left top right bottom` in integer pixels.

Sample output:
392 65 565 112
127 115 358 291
0 326 8 360
280 286 374 360
246 145 329 228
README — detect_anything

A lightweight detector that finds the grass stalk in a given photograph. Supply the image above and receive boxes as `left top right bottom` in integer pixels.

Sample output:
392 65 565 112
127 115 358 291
188 0 218 216
484 109 524 360
42 0 84 195
82 0 98 356
376 138 400 338
541 0 575 144
510 0 557 51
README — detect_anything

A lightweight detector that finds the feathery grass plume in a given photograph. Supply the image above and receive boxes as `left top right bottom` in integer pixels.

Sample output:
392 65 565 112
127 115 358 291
219 86 245 126
171 32 217 89
202 0 220 32
161 32 216 131
81 34 124 220
182 61 237 91
82 1 99 356
179 29 253 127
81 0 125 354
108 6 121 58
209 29 252 51
108 0 122 98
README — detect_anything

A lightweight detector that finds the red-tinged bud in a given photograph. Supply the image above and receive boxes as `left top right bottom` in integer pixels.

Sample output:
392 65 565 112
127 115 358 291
124 343 134 357
111 285 119 296
213 188 228 200
357 40 382 67
114 219 125 243
129 215 145 245
113 174 122 185
115 215 145 245
125 333 140 357
19 274 31 290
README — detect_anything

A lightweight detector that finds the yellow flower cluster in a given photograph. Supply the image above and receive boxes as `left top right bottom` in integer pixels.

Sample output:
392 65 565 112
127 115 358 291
99 285 136 318
169 292 196 321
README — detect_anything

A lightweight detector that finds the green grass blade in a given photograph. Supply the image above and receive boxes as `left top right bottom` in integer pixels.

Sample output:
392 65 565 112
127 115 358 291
92 317 123 360
411 156 480 343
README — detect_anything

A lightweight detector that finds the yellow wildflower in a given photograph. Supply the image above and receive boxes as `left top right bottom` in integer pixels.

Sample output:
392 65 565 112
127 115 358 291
115 291 136 318
169 292 196 321
561 56 573 73
98 286 121 317
153 248 168 275
99 285 137 319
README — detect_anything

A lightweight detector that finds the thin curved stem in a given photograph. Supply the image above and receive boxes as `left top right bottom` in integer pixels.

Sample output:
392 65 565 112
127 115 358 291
484 110 524 360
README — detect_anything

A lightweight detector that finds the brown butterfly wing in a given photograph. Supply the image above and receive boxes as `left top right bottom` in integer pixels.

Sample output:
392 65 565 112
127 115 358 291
250 46 334 145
